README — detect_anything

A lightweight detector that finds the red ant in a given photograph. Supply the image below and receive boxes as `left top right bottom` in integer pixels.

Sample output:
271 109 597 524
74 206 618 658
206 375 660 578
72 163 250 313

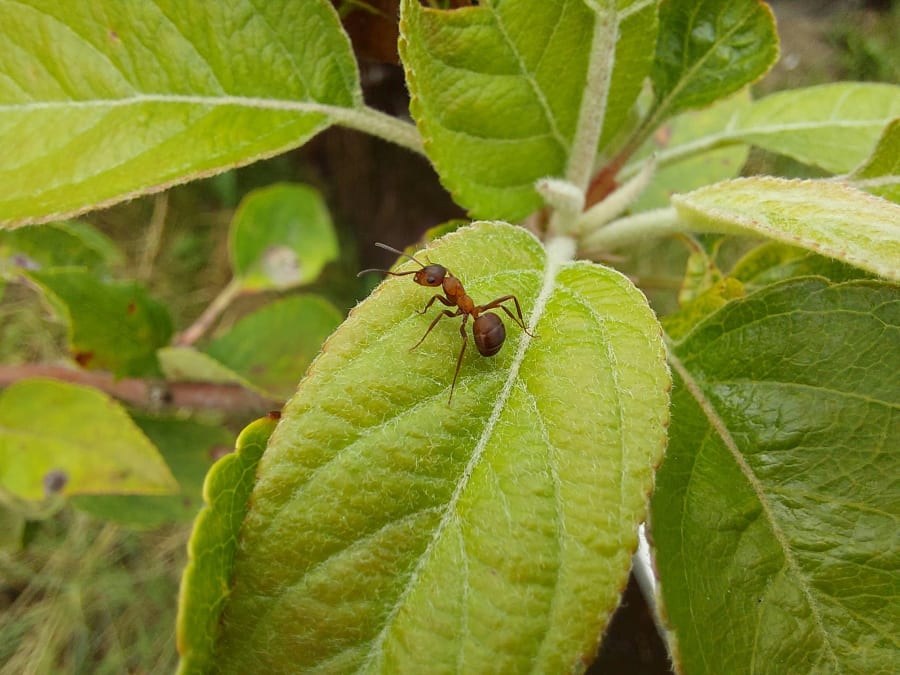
360 242 533 403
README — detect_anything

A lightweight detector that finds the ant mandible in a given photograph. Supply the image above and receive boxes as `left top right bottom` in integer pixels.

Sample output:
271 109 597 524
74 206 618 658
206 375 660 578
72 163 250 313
359 242 533 403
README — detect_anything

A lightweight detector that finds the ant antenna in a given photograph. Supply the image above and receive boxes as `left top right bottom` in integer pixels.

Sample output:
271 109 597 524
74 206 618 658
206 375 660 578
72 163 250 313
358 242 426 277
373 242 427 267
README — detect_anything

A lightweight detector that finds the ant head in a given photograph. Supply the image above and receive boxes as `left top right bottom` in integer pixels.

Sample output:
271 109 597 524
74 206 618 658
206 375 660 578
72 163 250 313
413 265 447 287
358 242 451 286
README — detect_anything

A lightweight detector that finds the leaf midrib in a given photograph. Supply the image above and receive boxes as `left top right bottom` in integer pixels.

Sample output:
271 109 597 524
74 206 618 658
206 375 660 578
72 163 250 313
356 236 573 673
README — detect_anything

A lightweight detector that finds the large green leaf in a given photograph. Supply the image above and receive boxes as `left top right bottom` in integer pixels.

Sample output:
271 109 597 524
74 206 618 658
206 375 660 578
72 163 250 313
654 278 899 674
651 0 777 118
27 268 173 377
672 177 900 281
400 0 658 220
186 222 669 672
177 414 279 675
230 184 339 291
0 378 178 500
0 0 361 227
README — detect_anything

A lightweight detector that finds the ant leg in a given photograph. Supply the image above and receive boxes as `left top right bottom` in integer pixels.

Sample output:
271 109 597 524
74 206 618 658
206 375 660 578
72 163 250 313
417 294 455 315
448 314 469 404
479 295 534 336
410 309 460 351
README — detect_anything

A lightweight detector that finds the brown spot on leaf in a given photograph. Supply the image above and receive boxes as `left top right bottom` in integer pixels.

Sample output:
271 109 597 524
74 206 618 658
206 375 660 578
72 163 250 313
74 351 94 367
43 469 68 495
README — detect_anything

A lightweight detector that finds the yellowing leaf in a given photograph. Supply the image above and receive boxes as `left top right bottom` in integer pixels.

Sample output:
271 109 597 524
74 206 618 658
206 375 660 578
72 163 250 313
0 379 177 500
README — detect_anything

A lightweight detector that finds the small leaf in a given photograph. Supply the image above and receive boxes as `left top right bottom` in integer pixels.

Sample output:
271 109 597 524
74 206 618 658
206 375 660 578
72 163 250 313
199 223 670 672
0 0 360 226
651 0 778 118
672 176 900 281
655 278 899 674
158 347 257 391
176 415 279 675
399 0 657 220
205 295 342 399
72 416 233 528
230 184 338 291
0 379 178 500
849 117 900 203
678 237 725 305
0 220 122 274
27 268 173 376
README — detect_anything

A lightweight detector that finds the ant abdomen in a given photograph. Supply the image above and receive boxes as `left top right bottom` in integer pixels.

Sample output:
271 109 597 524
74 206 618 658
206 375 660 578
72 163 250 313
473 312 505 357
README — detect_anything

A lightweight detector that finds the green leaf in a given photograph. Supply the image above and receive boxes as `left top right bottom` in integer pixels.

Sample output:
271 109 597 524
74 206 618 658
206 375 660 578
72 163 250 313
399 0 658 220
0 0 361 227
631 91 751 212
72 416 233 528
158 347 258 391
196 223 669 672
205 295 342 399
651 0 778 118
731 83 900 174
849 117 900 203
672 177 900 281
230 184 338 291
27 268 173 376
0 378 178 500
176 414 279 675
730 242 874 289
654 278 899 674
0 220 122 274
654 83 900 177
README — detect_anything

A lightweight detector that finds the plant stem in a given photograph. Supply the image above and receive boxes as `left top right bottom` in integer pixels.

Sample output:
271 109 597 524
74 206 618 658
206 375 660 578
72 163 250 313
330 106 425 156
0 364 279 413
175 277 243 347
580 207 683 254
138 192 168 280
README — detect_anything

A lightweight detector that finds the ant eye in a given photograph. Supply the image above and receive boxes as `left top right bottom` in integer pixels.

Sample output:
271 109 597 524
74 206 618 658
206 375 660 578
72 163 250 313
427 275 436 284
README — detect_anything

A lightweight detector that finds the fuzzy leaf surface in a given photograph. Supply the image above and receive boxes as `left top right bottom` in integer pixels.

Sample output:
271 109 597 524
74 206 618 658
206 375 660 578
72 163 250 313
0 378 177 500
201 223 670 672
651 0 777 118
654 278 899 674
176 416 279 675
672 177 900 281
399 0 657 220
0 0 360 226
